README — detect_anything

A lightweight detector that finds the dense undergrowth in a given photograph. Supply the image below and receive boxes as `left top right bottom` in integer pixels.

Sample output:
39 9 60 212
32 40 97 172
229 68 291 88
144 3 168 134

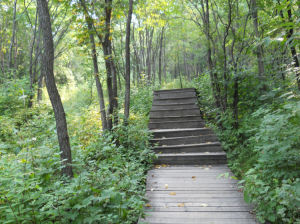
0 78 155 223
193 74 300 224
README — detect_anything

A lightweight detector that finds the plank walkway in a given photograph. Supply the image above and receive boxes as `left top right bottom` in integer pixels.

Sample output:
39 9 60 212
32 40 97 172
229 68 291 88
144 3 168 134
139 88 258 224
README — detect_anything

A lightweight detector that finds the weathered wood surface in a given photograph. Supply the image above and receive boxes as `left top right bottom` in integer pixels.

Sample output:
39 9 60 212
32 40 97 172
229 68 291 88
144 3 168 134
140 166 258 224
140 89 258 223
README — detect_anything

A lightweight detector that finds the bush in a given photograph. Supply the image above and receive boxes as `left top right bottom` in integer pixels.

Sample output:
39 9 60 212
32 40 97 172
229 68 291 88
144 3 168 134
0 83 155 223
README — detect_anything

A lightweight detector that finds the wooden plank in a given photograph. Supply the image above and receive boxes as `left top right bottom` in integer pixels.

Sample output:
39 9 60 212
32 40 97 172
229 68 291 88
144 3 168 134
140 217 257 224
147 183 238 190
144 201 252 207
145 192 243 198
146 197 246 203
145 206 252 212
142 211 254 219
146 190 240 194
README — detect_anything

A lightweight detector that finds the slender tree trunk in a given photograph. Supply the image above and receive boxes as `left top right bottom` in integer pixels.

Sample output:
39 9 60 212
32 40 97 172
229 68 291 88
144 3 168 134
287 5 300 90
204 0 222 112
250 0 265 82
146 27 154 83
277 0 300 89
9 0 17 70
158 27 164 85
28 10 38 108
132 25 140 84
80 0 108 130
37 0 73 177
124 0 133 123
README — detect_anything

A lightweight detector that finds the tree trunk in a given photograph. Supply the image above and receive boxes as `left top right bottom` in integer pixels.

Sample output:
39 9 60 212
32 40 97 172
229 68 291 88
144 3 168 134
277 0 300 89
287 5 300 90
28 9 38 108
124 0 133 123
37 0 73 178
132 25 140 85
204 0 222 112
80 0 108 130
158 27 165 85
8 0 17 70
250 0 265 82
146 27 154 83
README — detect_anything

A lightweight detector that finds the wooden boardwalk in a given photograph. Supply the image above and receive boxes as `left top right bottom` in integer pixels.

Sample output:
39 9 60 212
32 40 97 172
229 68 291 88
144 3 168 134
140 88 258 224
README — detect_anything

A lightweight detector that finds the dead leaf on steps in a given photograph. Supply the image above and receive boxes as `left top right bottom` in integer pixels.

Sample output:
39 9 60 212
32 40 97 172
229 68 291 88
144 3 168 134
204 167 210 170
165 184 168 189
192 176 196 180
200 203 208 207
169 192 176 196
177 203 185 207
150 188 154 191
152 174 155 177
145 203 151 207
161 164 168 167
155 165 161 169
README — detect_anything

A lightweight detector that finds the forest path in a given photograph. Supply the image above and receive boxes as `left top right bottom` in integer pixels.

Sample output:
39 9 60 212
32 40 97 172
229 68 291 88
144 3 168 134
139 88 258 224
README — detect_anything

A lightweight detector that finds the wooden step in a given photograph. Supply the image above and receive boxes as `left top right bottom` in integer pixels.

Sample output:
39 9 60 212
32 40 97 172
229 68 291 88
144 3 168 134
153 142 223 153
154 91 196 100
150 108 201 117
150 115 202 123
153 97 197 105
154 88 196 93
155 152 227 165
149 120 205 129
152 128 214 138
151 135 219 146
151 103 198 110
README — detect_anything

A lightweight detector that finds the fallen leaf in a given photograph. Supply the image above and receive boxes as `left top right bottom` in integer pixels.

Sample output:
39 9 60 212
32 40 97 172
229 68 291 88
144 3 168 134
165 184 168 189
145 203 151 207
192 176 196 180
200 203 208 207
162 164 167 167
177 203 185 207
152 174 155 177
155 165 161 169
150 188 154 191
169 192 176 196
204 167 210 170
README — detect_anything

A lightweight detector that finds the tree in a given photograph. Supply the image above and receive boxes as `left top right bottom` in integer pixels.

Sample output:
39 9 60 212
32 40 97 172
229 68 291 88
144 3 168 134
124 0 133 122
36 0 73 177
80 0 108 130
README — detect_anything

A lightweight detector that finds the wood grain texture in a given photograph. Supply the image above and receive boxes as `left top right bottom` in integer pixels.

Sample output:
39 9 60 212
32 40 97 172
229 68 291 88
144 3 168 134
141 89 259 223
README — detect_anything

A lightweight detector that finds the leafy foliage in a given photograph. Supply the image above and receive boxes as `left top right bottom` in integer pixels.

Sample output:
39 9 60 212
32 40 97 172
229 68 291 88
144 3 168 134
0 82 155 224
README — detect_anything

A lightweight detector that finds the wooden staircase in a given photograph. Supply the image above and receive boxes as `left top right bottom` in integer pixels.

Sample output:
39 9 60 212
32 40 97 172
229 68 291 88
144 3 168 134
139 88 258 224
149 88 227 165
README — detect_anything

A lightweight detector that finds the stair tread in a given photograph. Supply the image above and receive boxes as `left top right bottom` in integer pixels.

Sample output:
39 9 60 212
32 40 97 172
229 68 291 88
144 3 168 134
154 88 195 93
154 142 221 148
152 128 211 133
149 120 204 124
157 152 226 156
150 115 201 118
150 108 199 112
154 96 197 100
152 102 197 106
152 134 216 141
